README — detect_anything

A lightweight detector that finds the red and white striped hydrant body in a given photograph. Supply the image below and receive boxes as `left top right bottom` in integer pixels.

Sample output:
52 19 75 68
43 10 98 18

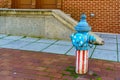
70 14 96 74
76 50 88 74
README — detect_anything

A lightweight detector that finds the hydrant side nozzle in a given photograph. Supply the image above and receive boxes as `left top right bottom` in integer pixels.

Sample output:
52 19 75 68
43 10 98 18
89 35 96 43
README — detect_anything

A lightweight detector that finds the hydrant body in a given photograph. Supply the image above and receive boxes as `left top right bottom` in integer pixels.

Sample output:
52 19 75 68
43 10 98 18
70 14 96 74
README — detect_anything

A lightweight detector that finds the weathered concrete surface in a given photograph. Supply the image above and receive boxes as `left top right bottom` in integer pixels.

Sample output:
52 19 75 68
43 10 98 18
0 9 103 45
52 10 104 45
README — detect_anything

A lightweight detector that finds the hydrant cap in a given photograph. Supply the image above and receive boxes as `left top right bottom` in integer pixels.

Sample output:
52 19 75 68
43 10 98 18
75 14 91 32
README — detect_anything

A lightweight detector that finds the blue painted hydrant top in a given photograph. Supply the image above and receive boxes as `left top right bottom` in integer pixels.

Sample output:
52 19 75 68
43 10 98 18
75 14 91 32
70 13 96 50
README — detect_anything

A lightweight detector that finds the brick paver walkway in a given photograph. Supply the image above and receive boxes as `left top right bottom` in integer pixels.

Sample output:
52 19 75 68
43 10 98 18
0 48 120 80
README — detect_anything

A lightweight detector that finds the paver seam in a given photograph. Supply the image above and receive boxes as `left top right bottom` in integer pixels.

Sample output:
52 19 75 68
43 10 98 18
36 38 57 44
65 46 73 55
116 35 119 62
2 35 24 40
40 40 59 51
0 35 7 39
19 37 41 42
0 39 20 46
18 38 41 48
31 38 69 46
95 48 117 51
0 35 24 46
89 45 97 58
54 43 71 46
54 41 72 46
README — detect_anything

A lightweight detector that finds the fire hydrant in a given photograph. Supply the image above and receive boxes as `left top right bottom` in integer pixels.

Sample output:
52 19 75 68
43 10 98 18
70 14 96 74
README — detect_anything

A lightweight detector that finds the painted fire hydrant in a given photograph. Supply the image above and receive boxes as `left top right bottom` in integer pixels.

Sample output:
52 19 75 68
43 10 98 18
70 14 96 74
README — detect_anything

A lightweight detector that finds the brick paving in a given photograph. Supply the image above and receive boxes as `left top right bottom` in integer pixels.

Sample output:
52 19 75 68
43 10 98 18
0 48 120 80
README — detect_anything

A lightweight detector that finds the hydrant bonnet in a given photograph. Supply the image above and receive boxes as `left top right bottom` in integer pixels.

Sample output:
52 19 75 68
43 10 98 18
75 14 91 32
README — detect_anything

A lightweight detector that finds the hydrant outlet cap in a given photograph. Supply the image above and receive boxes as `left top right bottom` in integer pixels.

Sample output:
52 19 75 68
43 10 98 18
75 14 91 32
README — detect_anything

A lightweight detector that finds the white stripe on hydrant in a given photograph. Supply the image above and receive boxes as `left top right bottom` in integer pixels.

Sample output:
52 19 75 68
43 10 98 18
76 50 88 74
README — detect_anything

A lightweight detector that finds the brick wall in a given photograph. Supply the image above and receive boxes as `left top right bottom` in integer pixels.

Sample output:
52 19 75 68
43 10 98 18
0 0 7 8
62 0 120 33
0 0 119 33
0 0 11 8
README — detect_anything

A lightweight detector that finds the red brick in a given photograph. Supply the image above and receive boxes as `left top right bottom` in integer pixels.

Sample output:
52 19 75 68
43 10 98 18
0 75 13 80
62 0 120 34
36 71 49 76
101 76 114 80
37 76 50 80
103 63 115 70
46 68 58 73
0 48 120 80
0 71 10 75
49 72 62 79
76 77 89 80
13 77 25 80
62 76 74 80
35 66 47 71
91 67 101 72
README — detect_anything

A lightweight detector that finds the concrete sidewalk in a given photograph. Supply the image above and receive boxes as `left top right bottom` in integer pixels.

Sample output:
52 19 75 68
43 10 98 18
0 33 120 62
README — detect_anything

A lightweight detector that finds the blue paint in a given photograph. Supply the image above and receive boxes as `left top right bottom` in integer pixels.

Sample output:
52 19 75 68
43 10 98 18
75 14 91 32
70 14 96 50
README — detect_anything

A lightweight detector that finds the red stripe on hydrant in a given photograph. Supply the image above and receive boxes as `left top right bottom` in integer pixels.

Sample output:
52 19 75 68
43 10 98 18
76 50 88 74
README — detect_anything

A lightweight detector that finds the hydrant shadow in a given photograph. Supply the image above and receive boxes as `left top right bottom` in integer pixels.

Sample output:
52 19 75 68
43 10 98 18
75 70 101 80
64 66 101 80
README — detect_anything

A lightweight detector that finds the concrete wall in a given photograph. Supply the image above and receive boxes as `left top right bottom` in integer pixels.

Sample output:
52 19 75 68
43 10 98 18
0 9 104 45
45 16 72 39
0 9 73 40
